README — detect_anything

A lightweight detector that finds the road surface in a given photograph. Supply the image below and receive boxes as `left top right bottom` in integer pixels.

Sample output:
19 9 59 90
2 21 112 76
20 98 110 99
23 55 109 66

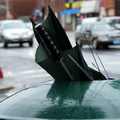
0 31 120 101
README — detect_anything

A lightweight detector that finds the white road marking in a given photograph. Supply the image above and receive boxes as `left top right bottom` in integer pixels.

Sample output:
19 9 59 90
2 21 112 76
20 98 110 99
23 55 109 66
14 69 47 75
107 61 120 65
4 69 51 79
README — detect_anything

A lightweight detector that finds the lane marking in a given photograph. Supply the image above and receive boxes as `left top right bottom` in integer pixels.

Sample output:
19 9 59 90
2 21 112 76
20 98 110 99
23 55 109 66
107 61 120 65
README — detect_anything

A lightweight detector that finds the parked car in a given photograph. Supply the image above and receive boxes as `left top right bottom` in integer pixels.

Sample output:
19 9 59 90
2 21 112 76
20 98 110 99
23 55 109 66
75 17 100 32
81 17 100 24
0 20 34 48
75 21 120 49
101 16 120 29
18 16 33 29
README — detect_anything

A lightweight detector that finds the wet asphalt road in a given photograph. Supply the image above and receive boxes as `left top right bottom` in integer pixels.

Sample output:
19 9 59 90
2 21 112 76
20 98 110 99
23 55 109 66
0 31 120 101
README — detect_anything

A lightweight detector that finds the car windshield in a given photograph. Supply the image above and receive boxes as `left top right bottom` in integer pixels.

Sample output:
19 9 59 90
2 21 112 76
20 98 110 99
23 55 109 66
91 23 117 31
3 22 26 29
111 19 120 24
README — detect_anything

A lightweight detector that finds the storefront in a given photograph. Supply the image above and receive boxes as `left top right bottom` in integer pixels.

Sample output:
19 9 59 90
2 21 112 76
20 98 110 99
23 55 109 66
103 0 115 16
60 8 81 30
60 1 101 31
80 0 100 18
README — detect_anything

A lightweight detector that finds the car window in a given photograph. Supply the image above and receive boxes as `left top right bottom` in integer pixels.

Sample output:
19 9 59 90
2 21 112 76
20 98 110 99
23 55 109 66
91 23 117 31
81 24 88 31
85 24 91 31
111 19 120 24
3 22 26 29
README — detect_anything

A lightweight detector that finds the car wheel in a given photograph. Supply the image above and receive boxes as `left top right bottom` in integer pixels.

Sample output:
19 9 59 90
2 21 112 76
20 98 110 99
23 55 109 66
29 40 33 47
3 40 8 48
103 45 108 49
93 40 100 49
19 43 23 47
76 38 82 47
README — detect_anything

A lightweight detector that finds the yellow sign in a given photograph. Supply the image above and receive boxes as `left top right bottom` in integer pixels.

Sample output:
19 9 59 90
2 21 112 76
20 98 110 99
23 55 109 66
72 2 83 8
76 13 80 16
65 3 71 8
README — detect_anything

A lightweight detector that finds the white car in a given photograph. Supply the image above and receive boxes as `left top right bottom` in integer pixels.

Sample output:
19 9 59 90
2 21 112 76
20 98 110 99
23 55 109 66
0 20 34 47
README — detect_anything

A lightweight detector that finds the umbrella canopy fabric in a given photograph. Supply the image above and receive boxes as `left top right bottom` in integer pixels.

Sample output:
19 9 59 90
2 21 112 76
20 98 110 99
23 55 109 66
40 6 72 52
31 6 107 81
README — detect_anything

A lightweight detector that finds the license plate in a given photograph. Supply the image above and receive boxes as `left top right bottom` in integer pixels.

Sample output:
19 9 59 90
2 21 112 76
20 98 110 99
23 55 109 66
113 40 120 44
19 36 23 39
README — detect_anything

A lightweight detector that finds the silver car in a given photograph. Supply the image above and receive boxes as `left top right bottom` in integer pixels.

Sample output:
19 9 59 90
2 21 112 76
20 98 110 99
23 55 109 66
0 20 34 48
75 22 120 49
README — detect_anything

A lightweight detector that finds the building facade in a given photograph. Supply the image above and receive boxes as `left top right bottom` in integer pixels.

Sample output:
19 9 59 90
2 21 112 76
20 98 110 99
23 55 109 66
35 0 65 22
0 0 37 20
115 0 120 16
102 0 115 16
0 0 120 31
60 0 102 30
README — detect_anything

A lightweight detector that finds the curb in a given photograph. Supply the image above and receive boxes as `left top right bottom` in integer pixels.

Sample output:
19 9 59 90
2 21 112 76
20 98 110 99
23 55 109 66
0 86 14 91
0 78 15 91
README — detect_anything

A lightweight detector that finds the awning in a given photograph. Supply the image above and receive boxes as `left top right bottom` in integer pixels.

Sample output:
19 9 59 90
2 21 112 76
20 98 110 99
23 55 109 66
60 8 80 15
81 1 100 14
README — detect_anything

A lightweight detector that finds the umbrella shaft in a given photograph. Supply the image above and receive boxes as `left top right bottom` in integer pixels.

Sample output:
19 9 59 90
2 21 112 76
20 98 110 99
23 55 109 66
60 60 73 80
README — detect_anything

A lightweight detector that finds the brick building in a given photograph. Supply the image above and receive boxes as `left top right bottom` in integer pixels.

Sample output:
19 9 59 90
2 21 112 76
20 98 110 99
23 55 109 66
0 0 65 24
1 0 120 31
35 0 65 23
0 0 37 20
0 0 8 20
115 0 120 16
103 0 115 16
36 0 64 14
12 0 37 19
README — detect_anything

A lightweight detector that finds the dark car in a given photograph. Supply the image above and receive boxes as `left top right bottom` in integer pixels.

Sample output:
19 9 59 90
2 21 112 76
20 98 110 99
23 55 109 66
75 22 120 49
0 20 34 48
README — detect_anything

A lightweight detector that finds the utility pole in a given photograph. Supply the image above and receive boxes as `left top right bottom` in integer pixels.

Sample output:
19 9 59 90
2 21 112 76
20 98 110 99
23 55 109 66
6 0 10 19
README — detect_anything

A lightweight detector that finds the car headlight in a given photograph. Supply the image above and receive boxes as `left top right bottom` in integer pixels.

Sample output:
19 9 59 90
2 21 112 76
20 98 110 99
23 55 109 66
28 31 33 36
86 35 90 38
4 32 12 37
97 35 108 40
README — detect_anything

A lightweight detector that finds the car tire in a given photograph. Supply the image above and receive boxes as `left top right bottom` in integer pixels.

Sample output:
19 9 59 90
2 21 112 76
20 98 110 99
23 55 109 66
29 40 33 47
76 38 82 47
19 43 23 47
3 40 8 48
93 40 100 49
103 45 108 49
